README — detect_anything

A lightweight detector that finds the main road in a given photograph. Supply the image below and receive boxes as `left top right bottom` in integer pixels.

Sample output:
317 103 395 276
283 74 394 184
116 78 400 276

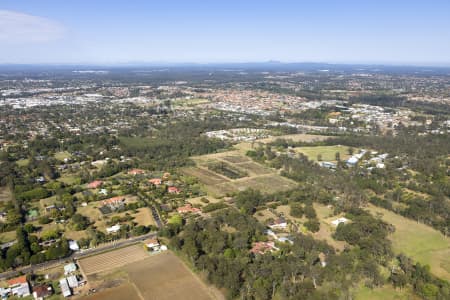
0 232 157 280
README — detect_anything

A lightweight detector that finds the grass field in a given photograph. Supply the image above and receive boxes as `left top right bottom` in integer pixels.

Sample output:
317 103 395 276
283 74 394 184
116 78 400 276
354 285 418 300
368 204 450 281
0 230 16 243
184 150 297 197
78 245 149 276
57 174 81 185
312 203 347 251
0 187 13 203
54 151 72 161
294 145 353 162
16 158 30 167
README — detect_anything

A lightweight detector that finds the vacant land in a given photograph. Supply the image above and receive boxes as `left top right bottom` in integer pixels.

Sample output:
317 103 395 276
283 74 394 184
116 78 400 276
80 250 222 300
83 283 141 300
0 230 16 243
294 145 353 162
54 151 72 161
0 187 12 203
185 151 297 197
313 203 347 251
354 285 418 300
78 245 148 276
125 252 221 300
368 204 450 281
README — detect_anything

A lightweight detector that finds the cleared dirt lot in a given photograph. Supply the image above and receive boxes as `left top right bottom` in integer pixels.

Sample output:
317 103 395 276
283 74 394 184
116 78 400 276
78 245 148 276
82 283 141 300
80 250 222 300
124 252 221 300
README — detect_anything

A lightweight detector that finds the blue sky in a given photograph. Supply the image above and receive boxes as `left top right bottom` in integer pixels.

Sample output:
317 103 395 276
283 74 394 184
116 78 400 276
1 0 449 65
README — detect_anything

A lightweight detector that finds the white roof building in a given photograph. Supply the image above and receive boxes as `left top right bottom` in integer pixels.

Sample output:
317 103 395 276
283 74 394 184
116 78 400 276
331 217 349 227
106 224 121 233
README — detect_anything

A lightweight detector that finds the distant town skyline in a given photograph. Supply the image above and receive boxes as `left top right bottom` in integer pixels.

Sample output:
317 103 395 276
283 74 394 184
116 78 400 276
1 0 450 65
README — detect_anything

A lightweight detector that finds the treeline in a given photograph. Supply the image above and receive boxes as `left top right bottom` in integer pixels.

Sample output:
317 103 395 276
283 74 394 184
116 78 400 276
350 94 450 115
166 202 450 299
120 120 231 170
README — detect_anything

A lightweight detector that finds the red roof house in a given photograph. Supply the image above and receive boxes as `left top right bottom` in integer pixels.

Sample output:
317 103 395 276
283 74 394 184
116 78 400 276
149 178 162 185
87 180 103 189
250 242 279 255
177 204 201 214
7 275 28 286
128 168 145 175
102 196 126 206
168 186 181 194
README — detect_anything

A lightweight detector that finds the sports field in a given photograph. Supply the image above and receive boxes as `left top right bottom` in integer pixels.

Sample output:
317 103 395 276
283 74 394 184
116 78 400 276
368 204 450 281
294 145 353 162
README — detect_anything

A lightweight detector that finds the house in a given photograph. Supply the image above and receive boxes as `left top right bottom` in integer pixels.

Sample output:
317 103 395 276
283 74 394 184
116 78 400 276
0 287 11 299
149 178 162 186
0 211 7 222
67 275 79 288
250 242 279 255
346 156 359 166
35 176 46 184
106 224 121 233
144 238 160 251
268 217 287 230
99 188 108 196
177 204 201 214
128 168 145 175
319 161 336 169
7 275 31 298
68 240 80 251
59 278 71 298
168 186 181 194
102 196 125 207
318 252 327 267
277 237 294 244
32 285 53 300
87 180 103 189
331 217 349 226
64 262 77 275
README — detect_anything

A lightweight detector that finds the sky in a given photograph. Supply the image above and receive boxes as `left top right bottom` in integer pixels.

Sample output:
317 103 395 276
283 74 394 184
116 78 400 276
0 0 450 65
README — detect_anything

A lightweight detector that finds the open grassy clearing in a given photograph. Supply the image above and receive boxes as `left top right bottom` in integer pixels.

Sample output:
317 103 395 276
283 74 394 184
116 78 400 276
0 187 13 203
57 174 81 185
294 145 353 162
214 174 297 196
367 204 450 281
182 167 229 185
221 155 251 164
186 150 297 197
54 151 72 161
354 284 418 300
0 230 16 243
78 245 149 276
232 161 272 176
16 158 30 167
313 203 347 251
187 196 222 207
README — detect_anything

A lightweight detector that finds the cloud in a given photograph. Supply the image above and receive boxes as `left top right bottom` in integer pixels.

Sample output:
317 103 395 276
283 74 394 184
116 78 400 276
0 10 65 44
